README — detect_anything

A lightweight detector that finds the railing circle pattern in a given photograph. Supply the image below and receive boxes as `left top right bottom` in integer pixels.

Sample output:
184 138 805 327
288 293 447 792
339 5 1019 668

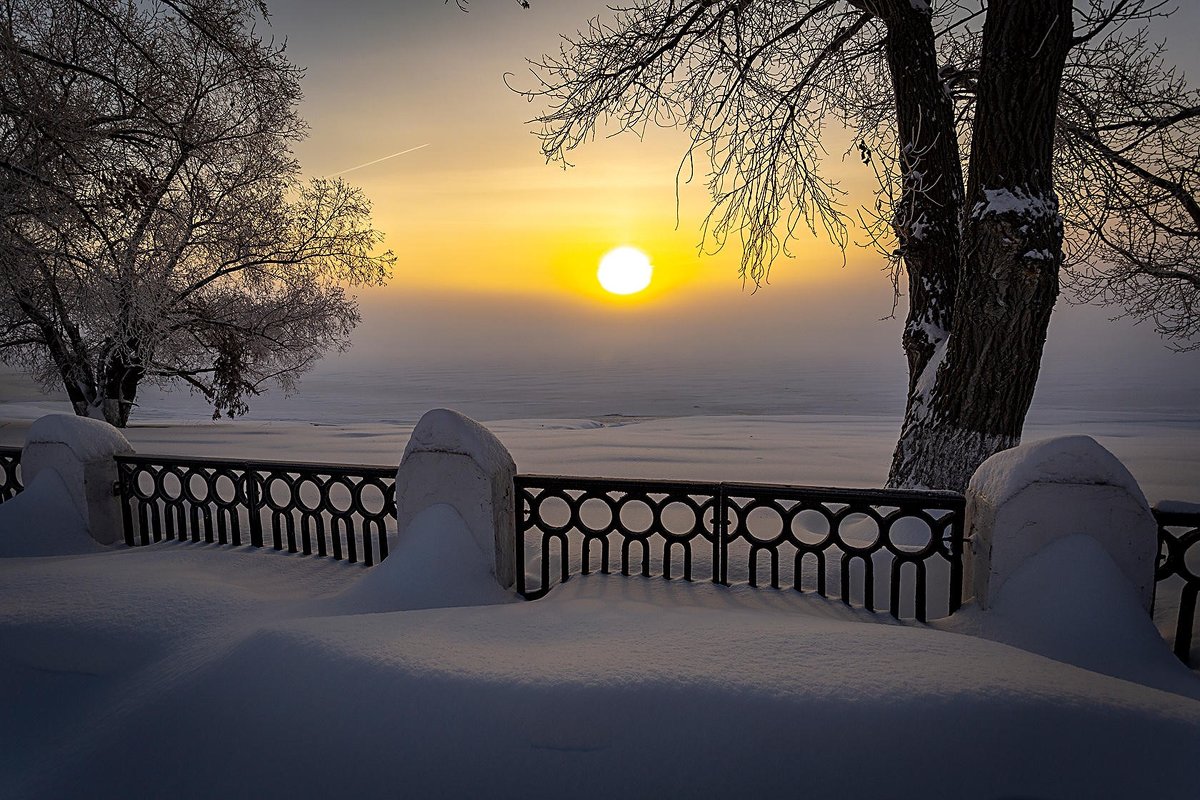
0 447 22 503
515 475 965 622
115 454 395 566
1154 510 1200 664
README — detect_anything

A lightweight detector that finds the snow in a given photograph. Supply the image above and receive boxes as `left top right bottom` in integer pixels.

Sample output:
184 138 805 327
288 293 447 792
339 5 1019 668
1157 499 1200 515
908 216 929 241
323 503 515 614
20 411 132 545
2 410 1195 503
396 408 518 586
1 423 1199 797
908 335 948 419
1 548 1197 798
970 186 1058 220
966 435 1158 610
402 407 515 472
940 535 1200 700
23 413 132 461
968 434 1149 509
0 470 100 556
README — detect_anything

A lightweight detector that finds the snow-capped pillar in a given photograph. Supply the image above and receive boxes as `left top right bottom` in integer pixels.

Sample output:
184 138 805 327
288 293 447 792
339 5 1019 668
395 409 518 589
21 413 134 546
963 435 1157 611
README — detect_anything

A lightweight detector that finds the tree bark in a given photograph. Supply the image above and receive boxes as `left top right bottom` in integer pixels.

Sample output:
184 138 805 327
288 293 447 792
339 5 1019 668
876 2 964 389
96 343 144 428
888 0 1074 491
10 291 97 416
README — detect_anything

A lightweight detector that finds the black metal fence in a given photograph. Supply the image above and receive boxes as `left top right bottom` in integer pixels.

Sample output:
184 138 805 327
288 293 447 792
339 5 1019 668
0 446 21 502
115 454 395 565
1154 508 1200 665
2 441 1192 664
514 474 966 622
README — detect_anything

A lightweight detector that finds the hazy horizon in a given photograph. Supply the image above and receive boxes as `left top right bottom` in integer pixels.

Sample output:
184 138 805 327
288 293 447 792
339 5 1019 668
2 0 1198 427
3 288 1196 428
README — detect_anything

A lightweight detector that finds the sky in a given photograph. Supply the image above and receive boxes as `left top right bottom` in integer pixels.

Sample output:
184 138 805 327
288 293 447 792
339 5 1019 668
11 1 1196 418
239 1 1199 411
280 0 905 304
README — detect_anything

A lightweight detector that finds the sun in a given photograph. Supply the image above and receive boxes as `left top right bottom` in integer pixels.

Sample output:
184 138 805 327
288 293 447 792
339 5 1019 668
597 246 653 295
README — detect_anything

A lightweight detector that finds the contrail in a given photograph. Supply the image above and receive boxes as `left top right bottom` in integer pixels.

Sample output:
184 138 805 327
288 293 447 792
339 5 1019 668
328 143 431 177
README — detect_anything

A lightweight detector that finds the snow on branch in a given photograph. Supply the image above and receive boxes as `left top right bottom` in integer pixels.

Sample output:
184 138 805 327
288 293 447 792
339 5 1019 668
0 0 396 424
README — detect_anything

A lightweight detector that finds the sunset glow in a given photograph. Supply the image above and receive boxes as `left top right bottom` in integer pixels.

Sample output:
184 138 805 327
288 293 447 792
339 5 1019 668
597 246 653 295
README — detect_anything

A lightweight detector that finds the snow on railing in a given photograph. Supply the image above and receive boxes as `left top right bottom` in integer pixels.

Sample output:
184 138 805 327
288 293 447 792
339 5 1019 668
114 454 395 566
0 446 21 502
513 474 966 623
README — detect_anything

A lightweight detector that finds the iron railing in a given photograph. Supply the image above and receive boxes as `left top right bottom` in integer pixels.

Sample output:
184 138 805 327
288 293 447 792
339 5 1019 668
57 446 1200 664
0 446 21 502
1153 507 1200 665
115 454 395 565
514 475 966 622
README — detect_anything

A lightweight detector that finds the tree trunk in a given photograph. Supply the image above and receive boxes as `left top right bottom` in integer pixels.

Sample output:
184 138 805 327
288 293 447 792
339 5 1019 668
10 292 98 417
888 0 1074 491
877 2 964 390
95 343 144 428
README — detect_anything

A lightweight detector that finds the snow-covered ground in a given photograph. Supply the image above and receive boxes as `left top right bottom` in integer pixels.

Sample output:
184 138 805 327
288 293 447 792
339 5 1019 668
2 351 1198 797
1 501 1198 799
2 408 1197 502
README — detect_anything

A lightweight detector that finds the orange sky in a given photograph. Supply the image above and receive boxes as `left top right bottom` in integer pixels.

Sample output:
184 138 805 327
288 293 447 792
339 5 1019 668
276 1 890 310
268 1 1200 308
252 1 1198 391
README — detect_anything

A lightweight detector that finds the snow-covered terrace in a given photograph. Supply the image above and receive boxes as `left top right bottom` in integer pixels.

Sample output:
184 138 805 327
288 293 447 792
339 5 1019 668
1 411 1199 798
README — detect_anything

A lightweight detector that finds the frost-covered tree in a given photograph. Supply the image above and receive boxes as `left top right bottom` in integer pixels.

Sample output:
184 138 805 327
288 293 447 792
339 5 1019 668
519 0 1199 490
0 0 394 427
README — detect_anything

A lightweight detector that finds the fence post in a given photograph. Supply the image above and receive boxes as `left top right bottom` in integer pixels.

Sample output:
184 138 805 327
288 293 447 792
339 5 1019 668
395 409 518 590
947 503 966 614
116 458 135 546
0 448 21 501
246 465 264 548
964 435 1157 610
514 477 527 596
715 483 728 585
21 414 134 545
1151 508 1200 664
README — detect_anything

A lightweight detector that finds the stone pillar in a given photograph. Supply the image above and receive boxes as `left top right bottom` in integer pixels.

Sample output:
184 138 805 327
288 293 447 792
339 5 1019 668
22 414 134 545
964 435 1157 610
395 409 518 589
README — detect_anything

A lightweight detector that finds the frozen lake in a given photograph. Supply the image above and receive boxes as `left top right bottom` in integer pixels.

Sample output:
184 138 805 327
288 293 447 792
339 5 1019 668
1 299 1197 501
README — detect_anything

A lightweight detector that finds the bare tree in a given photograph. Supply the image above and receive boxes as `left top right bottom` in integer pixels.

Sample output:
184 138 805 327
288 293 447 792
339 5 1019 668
1057 22 1200 347
518 0 1198 490
0 0 395 427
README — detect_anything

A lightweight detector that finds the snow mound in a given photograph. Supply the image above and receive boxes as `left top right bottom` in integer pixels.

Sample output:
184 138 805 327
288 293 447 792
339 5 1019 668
942 535 1199 700
0 541 367 796
0 471 100 557
969 434 1147 508
24 413 132 461
321 504 515 614
966 434 1158 610
30 571 1199 799
402 407 514 471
